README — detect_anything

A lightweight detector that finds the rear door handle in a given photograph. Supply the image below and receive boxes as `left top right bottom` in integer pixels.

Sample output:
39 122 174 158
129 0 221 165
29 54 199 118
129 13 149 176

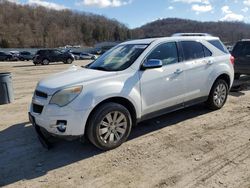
207 60 214 65
174 69 183 74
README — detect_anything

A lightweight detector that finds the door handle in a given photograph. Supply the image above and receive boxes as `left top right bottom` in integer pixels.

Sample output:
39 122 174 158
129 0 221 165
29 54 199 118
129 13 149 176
174 69 183 74
207 60 214 65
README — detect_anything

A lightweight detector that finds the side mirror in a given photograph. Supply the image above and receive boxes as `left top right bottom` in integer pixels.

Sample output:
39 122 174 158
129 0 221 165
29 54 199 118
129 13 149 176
141 59 163 70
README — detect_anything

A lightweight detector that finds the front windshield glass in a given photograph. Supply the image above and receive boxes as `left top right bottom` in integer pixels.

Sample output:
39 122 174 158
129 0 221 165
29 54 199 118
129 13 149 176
88 44 148 71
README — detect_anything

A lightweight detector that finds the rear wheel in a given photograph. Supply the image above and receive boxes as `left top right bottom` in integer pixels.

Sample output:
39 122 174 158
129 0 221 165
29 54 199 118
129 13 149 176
87 102 132 150
206 79 229 110
65 58 73 64
42 59 49 65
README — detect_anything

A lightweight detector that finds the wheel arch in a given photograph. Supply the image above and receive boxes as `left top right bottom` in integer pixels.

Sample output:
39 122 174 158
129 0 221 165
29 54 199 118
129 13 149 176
215 73 231 88
84 96 137 136
209 73 231 94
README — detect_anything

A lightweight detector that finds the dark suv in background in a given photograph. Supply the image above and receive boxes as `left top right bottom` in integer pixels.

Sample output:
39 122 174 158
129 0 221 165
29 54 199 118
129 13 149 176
231 40 250 79
33 49 74 65
0 51 13 61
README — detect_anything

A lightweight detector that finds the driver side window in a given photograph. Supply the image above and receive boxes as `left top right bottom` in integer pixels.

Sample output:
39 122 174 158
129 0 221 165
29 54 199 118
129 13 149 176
147 42 178 66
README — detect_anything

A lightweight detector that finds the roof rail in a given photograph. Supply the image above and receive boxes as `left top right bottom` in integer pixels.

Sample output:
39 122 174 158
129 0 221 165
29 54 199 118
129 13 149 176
241 39 250 41
171 33 212 37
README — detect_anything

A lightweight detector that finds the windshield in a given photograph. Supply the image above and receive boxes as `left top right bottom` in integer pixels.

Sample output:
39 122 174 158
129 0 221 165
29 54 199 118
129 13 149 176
88 44 148 71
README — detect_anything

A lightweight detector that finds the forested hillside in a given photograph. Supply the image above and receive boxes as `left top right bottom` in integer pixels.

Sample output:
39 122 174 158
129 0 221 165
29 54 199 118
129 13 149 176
132 18 250 45
0 0 131 48
1 0 250 48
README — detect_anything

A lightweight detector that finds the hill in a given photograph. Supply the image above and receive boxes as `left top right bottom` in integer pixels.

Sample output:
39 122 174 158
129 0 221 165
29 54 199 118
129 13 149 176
132 18 250 45
0 0 131 48
1 0 250 48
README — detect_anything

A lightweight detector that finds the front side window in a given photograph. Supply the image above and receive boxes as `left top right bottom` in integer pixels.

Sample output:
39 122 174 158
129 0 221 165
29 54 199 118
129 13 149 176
181 41 205 61
52 50 62 55
88 44 148 71
147 42 178 66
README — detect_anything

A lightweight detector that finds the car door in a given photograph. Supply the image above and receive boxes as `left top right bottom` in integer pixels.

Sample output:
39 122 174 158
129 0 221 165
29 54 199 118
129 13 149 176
180 41 214 103
139 42 186 116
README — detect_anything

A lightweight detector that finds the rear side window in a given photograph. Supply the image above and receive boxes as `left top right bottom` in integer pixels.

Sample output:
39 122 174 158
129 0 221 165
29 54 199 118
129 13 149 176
181 41 205 61
208 40 229 54
147 42 179 66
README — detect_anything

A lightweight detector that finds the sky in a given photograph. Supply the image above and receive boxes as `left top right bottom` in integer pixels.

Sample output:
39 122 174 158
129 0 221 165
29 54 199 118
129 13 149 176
8 0 250 28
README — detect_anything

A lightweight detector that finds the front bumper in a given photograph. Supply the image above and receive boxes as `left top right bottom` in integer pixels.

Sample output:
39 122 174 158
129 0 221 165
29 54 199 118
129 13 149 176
29 112 52 149
29 105 91 137
30 91 92 137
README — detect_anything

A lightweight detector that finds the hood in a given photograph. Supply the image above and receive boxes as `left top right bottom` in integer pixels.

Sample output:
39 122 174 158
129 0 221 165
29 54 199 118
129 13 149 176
37 67 117 95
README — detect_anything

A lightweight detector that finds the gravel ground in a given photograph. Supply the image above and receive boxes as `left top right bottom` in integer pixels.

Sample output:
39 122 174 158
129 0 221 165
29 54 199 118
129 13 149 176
0 61 250 188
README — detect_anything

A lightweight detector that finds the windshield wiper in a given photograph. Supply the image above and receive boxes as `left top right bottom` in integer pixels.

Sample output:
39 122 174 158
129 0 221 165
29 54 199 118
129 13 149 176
90 66 110 71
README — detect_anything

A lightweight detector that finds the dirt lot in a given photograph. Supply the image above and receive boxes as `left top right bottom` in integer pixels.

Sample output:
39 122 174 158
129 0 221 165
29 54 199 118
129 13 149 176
0 60 250 188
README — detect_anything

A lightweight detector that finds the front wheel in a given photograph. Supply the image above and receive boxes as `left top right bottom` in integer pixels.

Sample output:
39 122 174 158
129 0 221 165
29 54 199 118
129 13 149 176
87 102 132 150
206 79 229 110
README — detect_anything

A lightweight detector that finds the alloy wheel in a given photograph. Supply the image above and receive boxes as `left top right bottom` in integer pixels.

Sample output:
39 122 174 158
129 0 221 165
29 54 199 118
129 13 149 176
98 111 127 144
213 83 227 107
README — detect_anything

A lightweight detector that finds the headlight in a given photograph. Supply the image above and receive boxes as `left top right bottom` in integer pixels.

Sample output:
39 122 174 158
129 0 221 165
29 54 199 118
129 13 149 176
50 86 82 107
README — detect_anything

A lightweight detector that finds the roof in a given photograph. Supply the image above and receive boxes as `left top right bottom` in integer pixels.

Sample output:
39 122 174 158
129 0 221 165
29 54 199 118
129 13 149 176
122 35 219 45
172 33 212 37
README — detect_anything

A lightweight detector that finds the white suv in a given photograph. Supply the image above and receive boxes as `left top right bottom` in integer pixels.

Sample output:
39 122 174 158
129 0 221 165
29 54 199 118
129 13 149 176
29 34 234 150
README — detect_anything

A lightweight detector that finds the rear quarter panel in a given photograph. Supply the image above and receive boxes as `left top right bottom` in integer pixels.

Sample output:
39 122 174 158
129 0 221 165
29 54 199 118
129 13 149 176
206 54 234 95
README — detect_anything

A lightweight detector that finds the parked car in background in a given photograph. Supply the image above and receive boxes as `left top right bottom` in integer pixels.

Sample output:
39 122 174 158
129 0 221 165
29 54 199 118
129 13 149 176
29 34 234 150
0 51 13 61
33 49 74 65
91 48 102 55
80 52 97 60
19 51 34 61
231 39 250 79
9 51 20 61
71 52 97 60
226 45 233 53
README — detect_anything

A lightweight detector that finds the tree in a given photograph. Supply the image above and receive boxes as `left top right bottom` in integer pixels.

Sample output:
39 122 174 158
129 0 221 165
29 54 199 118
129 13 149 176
0 39 9 48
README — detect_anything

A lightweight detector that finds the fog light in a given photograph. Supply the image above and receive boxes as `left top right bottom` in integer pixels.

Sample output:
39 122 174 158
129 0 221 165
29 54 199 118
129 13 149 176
56 120 67 133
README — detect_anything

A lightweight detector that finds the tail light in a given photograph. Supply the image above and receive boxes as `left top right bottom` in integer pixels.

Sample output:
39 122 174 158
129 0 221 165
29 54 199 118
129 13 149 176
230 55 235 65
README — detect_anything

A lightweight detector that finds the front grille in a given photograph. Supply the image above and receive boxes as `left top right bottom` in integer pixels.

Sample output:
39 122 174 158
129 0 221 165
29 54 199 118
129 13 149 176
33 103 44 114
35 90 48 98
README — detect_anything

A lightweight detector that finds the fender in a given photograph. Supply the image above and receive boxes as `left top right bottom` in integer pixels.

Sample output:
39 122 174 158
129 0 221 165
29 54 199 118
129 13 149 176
69 71 142 119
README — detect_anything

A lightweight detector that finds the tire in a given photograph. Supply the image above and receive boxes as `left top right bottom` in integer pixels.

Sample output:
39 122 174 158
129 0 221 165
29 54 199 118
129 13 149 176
234 73 241 80
87 102 132 150
65 58 73 64
42 59 49 65
206 79 229 110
